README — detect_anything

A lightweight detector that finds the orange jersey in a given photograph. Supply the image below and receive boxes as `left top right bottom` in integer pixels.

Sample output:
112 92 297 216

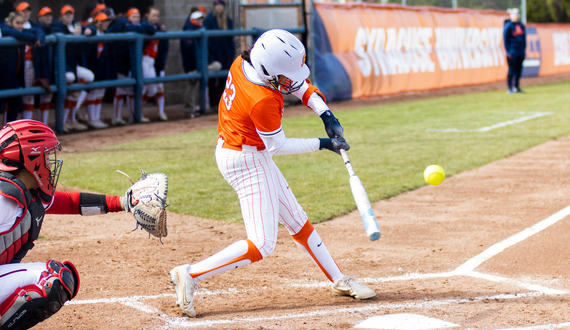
97 42 104 58
25 45 33 61
143 40 159 59
218 56 284 150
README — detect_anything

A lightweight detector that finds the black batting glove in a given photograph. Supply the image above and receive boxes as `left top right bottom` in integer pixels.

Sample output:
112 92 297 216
319 137 350 155
320 110 344 138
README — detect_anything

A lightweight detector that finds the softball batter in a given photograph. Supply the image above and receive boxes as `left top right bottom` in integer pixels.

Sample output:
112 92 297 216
170 29 375 318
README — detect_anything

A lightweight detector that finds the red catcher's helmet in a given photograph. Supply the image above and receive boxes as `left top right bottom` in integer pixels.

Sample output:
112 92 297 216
0 120 63 202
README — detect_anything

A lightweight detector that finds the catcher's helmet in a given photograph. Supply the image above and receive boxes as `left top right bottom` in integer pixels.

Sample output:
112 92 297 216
250 29 310 94
0 120 62 202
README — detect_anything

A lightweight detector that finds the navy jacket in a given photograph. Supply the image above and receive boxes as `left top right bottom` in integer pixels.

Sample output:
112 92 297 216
111 17 156 76
0 24 38 90
180 17 201 73
31 22 53 83
503 20 526 57
155 33 169 74
0 0 14 23
202 12 235 70
85 31 117 82
50 20 95 78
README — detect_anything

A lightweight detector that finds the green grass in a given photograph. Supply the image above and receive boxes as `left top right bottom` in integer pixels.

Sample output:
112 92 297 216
60 81 570 223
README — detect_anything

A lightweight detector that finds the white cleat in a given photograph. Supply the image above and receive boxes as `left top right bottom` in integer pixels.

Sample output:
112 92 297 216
170 265 198 317
88 119 108 129
332 275 376 299
112 117 127 126
66 121 88 131
158 112 168 121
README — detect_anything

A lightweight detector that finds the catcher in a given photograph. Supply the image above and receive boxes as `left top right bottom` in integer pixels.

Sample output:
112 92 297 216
0 120 167 330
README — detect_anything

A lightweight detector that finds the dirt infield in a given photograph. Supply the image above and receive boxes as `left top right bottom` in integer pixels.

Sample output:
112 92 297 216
30 75 570 329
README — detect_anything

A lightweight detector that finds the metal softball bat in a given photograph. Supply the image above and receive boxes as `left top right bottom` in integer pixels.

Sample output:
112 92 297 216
340 149 381 241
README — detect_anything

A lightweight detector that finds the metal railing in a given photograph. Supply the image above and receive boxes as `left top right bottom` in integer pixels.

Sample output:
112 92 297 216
0 27 305 133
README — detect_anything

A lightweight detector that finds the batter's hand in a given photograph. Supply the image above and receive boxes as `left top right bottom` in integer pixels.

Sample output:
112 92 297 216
319 137 350 155
320 110 344 138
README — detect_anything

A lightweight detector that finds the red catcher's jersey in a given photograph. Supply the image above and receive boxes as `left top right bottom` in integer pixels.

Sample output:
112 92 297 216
217 56 284 150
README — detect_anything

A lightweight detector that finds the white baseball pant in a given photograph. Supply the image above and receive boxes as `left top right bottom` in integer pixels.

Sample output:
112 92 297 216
184 138 344 283
142 55 157 98
0 262 49 303
23 60 35 110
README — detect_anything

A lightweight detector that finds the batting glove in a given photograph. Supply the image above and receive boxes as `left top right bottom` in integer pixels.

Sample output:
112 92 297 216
319 136 350 155
320 110 344 138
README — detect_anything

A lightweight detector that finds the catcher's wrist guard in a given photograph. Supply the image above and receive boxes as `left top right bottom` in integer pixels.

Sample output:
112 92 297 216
119 170 169 241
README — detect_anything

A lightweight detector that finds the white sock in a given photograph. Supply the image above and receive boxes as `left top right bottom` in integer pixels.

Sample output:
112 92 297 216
96 101 103 120
114 96 124 119
292 222 344 283
189 240 262 282
22 110 33 120
76 90 87 110
63 108 70 124
87 102 96 122
157 95 165 114
41 111 49 125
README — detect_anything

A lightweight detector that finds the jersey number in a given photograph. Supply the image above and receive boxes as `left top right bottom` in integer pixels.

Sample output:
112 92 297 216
222 72 236 111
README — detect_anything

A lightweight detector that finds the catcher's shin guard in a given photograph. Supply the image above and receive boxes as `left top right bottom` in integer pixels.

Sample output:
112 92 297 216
0 260 79 330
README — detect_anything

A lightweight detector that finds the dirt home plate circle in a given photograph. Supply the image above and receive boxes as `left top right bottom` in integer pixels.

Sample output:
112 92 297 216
424 165 445 185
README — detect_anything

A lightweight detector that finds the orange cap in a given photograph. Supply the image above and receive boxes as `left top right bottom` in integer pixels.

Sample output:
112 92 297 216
126 8 140 18
38 7 52 17
60 5 74 15
90 3 106 17
16 2 31 12
93 12 109 22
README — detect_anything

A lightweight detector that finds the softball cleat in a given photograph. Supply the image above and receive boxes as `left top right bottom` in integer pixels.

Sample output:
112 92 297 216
170 265 198 317
331 275 376 299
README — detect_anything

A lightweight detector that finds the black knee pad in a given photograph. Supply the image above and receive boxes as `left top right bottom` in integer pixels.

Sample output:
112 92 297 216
0 297 50 330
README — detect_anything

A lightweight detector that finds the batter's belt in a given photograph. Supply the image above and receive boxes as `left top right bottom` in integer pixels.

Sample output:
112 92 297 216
218 136 265 152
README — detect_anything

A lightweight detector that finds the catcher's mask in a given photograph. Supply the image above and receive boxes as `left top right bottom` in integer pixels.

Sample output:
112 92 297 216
0 120 63 202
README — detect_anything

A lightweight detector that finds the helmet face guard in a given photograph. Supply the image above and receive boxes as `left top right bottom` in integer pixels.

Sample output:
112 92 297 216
263 68 304 95
45 142 63 195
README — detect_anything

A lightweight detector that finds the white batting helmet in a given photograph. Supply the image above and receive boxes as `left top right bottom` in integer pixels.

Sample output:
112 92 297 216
250 29 310 94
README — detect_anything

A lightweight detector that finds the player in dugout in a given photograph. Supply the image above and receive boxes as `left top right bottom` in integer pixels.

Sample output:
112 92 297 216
169 29 376 318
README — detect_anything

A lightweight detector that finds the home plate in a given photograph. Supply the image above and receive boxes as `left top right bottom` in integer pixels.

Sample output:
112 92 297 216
354 313 459 329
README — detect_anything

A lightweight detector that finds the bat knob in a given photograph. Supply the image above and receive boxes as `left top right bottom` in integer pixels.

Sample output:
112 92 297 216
369 232 381 241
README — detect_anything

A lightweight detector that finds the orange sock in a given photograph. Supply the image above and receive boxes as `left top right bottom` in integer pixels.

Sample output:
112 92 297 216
292 221 343 282
189 239 262 281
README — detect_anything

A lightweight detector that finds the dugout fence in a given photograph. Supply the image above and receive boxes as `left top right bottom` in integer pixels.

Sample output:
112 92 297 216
0 27 305 134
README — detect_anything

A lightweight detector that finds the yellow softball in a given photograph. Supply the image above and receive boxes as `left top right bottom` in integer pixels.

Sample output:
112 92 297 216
424 165 445 185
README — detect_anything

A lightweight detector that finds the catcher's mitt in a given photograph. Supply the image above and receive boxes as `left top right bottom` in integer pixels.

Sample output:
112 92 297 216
119 170 168 241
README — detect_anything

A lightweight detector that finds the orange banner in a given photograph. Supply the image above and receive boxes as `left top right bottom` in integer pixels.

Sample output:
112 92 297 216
314 4 510 99
533 24 570 76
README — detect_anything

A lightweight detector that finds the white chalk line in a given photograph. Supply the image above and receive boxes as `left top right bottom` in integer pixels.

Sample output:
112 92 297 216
67 204 570 328
427 112 552 132
133 291 546 329
455 205 570 274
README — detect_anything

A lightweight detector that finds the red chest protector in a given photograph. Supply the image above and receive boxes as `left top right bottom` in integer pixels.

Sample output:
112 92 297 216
0 172 46 264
